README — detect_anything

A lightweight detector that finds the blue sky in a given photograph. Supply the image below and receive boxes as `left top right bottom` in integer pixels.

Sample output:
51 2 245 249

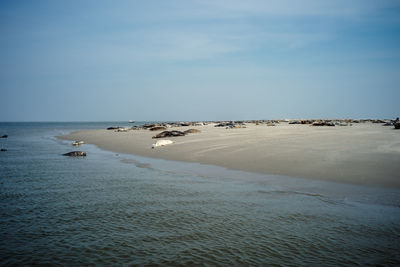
1 0 399 121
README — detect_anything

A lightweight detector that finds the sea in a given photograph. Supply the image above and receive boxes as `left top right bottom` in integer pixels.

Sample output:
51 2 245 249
0 122 399 266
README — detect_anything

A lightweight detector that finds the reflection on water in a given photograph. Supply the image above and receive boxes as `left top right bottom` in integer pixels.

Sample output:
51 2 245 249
0 122 399 265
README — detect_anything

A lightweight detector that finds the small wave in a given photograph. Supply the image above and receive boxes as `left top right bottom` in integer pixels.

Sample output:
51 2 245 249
120 159 153 169
257 189 345 206
258 189 324 198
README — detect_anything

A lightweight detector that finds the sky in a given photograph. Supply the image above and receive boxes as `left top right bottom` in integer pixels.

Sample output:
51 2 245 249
0 0 399 121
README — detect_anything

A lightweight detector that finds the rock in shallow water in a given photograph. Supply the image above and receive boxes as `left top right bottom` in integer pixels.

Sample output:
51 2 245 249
63 151 86 157
1 148 7 151
1 135 8 138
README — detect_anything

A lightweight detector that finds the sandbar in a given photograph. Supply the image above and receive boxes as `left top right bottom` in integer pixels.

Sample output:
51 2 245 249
59 123 400 188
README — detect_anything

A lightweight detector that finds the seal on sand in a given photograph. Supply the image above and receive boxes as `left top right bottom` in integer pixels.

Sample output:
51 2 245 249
152 140 173 148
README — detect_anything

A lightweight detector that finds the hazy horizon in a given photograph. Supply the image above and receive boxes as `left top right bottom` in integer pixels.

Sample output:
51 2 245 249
1 0 399 121
0 116 398 123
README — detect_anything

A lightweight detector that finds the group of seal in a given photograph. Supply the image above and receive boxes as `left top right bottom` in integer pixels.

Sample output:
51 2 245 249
152 130 186 139
63 140 87 157
312 121 335 126
152 129 201 139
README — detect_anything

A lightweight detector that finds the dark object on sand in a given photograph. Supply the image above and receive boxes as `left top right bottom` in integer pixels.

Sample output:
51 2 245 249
312 121 335 126
1 135 7 138
143 124 156 129
215 122 235 127
107 127 120 130
371 119 386 124
131 126 145 130
1 148 7 151
393 117 399 129
149 126 167 131
152 131 186 139
63 151 87 157
184 129 201 134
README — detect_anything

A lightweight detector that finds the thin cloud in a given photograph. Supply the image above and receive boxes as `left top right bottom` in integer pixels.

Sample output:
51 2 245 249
199 0 400 17
131 31 242 61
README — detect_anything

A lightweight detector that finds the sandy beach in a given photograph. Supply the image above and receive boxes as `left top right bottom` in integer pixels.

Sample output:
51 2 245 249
60 122 400 188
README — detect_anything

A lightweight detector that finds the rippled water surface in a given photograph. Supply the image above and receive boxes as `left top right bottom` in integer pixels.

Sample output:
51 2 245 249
1 122 399 265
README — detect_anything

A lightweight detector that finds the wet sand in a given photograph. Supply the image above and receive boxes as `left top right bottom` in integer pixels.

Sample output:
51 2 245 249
59 123 400 188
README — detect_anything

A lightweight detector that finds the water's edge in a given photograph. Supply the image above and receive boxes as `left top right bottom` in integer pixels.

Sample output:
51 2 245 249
57 131 400 208
1 122 399 265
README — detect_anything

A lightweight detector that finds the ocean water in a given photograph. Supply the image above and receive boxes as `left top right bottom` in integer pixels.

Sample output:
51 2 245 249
1 122 399 266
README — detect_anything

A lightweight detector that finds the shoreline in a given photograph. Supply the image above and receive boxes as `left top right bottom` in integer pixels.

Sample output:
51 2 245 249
59 123 400 188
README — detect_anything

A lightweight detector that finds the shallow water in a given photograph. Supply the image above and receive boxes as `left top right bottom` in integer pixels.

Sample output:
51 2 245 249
1 122 399 265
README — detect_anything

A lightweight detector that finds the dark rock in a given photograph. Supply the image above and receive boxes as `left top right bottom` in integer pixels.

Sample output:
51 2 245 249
1 135 8 138
184 129 201 134
63 151 87 157
107 127 120 130
152 131 186 139
1 148 7 151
